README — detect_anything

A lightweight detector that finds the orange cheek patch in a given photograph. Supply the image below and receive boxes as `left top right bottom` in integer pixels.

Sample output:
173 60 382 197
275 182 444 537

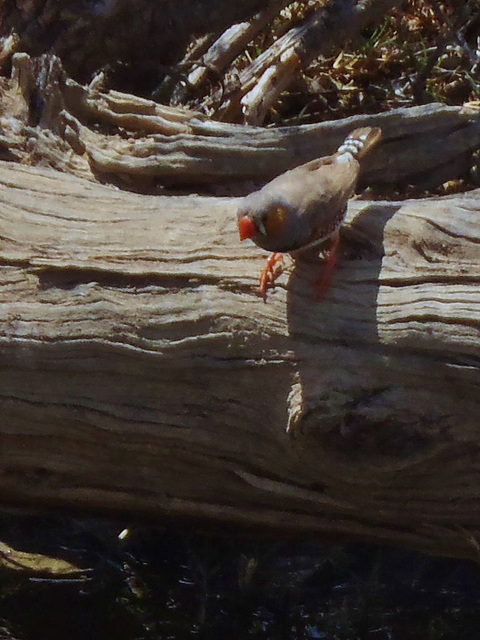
265 206 287 236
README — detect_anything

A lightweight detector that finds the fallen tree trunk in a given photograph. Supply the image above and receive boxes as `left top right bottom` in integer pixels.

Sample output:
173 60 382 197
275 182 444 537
0 160 479 560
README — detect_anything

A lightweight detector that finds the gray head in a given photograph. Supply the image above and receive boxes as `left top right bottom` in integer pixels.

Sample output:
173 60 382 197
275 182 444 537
237 189 310 253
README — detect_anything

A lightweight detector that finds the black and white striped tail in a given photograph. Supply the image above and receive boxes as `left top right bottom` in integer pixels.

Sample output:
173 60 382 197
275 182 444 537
336 127 382 162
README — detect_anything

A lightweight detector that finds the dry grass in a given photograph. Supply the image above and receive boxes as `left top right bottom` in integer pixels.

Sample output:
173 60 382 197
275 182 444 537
179 1 479 131
236 0 480 195
256 0 480 126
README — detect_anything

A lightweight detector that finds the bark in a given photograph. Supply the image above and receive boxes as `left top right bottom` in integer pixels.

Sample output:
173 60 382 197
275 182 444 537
0 160 479 560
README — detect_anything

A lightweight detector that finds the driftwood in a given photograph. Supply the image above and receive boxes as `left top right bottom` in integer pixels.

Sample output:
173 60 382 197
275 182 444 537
0 159 479 560
2 54 480 191
60 94 480 187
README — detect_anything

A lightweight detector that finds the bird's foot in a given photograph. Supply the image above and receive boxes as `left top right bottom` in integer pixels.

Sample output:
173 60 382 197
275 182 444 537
315 232 340 300
259 252 284 301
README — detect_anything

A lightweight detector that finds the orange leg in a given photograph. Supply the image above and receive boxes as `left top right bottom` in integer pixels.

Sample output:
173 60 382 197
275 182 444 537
315 231 340 300
259 252 284 301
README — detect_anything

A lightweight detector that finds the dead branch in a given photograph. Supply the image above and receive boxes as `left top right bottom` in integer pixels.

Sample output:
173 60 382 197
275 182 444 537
184 0 292 100
216 0 404 122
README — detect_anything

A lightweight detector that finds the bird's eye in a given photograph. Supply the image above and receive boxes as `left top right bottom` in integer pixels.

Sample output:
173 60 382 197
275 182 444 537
262 206 287 236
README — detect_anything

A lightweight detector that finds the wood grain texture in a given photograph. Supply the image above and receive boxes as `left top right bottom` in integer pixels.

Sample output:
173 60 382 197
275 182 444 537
0 160 479 558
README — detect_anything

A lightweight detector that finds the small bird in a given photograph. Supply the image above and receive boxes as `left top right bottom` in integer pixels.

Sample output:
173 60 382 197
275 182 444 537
237 126 382 300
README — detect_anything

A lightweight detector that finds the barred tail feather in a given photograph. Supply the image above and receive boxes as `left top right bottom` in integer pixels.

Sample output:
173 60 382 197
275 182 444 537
336 127 382 161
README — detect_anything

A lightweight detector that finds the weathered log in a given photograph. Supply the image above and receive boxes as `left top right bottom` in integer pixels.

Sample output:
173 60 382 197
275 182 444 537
64 95 480 187
0 160 479 560
2 54 480 190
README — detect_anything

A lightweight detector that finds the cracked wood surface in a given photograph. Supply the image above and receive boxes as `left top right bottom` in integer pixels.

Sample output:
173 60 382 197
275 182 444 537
0 161 479 559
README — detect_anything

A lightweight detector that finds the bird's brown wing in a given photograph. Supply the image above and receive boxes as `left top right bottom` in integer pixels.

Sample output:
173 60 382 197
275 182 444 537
268 155 360 232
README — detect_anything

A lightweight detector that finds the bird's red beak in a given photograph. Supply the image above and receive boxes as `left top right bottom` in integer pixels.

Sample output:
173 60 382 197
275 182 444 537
238 215 257 241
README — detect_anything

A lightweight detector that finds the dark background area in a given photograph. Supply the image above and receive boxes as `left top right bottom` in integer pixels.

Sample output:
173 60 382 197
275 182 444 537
0 515 479 640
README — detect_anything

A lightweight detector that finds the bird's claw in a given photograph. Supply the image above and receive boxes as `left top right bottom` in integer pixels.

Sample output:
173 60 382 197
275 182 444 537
259 252 284 301
315 232 340 300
